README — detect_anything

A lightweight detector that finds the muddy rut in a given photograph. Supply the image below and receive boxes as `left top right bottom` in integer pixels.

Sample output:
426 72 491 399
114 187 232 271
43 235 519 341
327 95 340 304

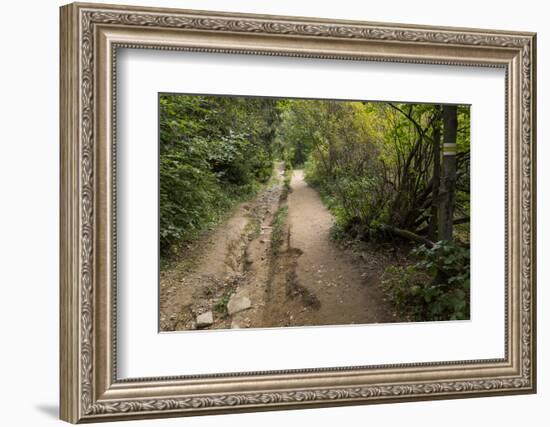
160 166 399 332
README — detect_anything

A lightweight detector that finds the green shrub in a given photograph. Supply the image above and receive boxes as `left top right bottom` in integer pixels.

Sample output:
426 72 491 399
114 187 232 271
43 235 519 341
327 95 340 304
214 290 232 318
382 241 470 321
304 160 391 242
158 94 281 257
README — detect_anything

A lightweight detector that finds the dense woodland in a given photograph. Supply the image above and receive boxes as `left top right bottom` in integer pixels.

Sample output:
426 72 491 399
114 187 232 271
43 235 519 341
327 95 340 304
160 94 471 321
160 95 278 251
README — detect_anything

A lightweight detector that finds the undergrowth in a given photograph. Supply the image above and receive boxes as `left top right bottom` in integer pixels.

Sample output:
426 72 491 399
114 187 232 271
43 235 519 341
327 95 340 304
382 241 470 321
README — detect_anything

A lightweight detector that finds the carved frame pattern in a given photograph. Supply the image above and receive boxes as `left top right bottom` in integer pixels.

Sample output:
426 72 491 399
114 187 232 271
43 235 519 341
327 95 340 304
60 2 536 423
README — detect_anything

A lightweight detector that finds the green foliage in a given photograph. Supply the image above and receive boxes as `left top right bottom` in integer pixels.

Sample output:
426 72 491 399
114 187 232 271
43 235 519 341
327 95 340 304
275 100 320 166
159 94 279 256
382 241 470 321
159 93 472 323
297 102 470 243
214 290 232 318
297 101 390 240
307 166 390 240
159 146 231 248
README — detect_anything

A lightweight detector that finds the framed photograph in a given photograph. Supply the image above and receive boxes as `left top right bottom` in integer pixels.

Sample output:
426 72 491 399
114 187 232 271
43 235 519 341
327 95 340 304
60 2 536 423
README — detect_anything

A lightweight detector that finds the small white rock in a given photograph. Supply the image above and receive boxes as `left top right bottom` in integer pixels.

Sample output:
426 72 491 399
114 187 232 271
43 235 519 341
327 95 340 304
196 311 213 328
227 294 252 315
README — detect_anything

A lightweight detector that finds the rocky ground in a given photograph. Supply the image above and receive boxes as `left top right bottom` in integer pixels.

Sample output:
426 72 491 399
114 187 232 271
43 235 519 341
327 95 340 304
159 165 407 332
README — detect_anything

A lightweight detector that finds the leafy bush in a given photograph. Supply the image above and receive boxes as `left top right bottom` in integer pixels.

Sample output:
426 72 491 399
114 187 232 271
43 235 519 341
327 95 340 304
160 150 227 243
297 102 470 246
382 241 470 321
305 159 392 241
159 94 279 256
214 290 232 318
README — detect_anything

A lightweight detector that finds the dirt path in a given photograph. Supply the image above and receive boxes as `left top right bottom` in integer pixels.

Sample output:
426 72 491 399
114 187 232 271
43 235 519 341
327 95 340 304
159 163 286 331
273 170 396 326
160 166 400 332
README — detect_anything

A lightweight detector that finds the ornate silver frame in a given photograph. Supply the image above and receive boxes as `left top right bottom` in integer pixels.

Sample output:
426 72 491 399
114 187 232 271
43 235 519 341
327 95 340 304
60 2 537 423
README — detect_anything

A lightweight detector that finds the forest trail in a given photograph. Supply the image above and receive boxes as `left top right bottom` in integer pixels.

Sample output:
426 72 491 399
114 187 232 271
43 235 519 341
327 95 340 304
262 170 396 327
160 165 399 332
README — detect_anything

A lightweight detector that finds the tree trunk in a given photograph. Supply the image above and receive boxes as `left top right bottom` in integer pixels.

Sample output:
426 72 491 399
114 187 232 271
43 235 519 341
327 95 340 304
428 108 442 241
438 105 458 242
